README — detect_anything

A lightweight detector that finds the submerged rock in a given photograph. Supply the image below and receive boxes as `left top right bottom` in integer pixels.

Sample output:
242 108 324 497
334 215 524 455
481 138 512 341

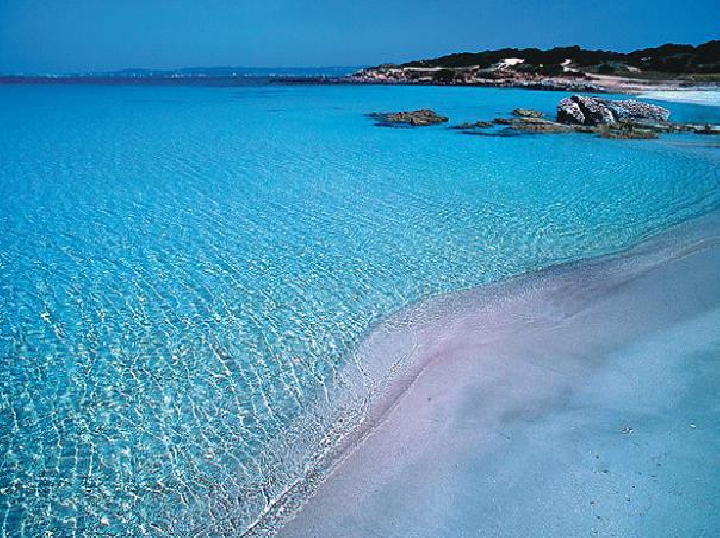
460 129 521 138
512 117 555 125
511 108 544 118
367 99 715 140
571 125 598 134
510 122 571 133
369 109 449 126
693 125 720 135
617 120 678 133
450 121 494 130
557 95 670 126
598 127 658 140
508 117 567 132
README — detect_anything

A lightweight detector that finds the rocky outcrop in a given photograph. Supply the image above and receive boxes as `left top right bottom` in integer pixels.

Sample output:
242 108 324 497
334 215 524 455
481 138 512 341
608 99 671 122
368 99 717 139
450 121 494 130
693 124 720 135
556 95 670 126
557 95 613 125
571 125 597 134
598 128 658 140
616 120 677 133
510 122 571 133
675 123 720 134
369 109 449 126
511 108 544 118
556 98 585 124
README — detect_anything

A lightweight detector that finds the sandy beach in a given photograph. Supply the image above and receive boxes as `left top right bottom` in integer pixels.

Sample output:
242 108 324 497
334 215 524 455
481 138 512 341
583 75 720 106
279 210 720 537
638 90 720 107
2 2 719 535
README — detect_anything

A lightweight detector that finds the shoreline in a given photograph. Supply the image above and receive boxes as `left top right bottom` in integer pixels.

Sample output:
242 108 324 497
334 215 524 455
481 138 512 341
637 89 720 107
3 74 719 97
2 82 718 536
337 73 720 95
275 208 720 537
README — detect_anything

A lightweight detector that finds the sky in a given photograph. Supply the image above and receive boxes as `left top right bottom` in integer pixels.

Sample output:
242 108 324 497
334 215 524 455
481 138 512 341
0 0 718 73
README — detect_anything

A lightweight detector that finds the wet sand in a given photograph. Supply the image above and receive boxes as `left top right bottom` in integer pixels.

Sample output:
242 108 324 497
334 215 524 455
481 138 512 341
278 211 720 537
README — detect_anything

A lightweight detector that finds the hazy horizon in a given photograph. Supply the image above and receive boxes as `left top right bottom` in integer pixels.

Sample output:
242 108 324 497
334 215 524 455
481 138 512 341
3 38 718 76
1 0 718 74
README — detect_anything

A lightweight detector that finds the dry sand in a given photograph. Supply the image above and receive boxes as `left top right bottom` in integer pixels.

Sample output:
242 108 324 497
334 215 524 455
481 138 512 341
638 90 720 107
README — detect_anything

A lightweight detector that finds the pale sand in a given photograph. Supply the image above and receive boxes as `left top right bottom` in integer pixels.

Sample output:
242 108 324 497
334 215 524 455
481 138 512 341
638 90 720 107
585 74 720 106
278 211 720 537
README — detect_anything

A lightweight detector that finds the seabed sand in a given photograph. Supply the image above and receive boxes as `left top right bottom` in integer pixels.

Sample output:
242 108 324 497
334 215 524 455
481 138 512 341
279 211 720 538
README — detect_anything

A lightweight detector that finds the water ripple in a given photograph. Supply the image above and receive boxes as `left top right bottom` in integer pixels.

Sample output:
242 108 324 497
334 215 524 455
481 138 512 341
0 84 719 536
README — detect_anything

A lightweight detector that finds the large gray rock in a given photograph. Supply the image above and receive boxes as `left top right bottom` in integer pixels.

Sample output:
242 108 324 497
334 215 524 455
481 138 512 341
557 95 670 126
556 98 586 124
608 99 671 122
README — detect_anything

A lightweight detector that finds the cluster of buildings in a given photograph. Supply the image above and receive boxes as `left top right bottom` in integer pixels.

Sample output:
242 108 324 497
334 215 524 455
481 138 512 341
347 59 602 92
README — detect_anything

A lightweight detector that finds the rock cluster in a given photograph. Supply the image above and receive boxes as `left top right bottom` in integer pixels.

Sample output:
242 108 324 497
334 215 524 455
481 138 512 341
367 97 718 140
510 118 571 133
369 109 449 126
556 95 670 126
450 121 494 130
598 128 658 140
511 108 544 118
692 124 720 135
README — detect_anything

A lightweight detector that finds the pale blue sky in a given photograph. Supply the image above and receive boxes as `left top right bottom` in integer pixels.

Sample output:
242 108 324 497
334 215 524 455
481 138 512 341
1 0 718 73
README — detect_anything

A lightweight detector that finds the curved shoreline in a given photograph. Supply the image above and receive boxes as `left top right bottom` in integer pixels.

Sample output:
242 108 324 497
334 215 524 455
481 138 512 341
638 89 720 107
272 208 720 537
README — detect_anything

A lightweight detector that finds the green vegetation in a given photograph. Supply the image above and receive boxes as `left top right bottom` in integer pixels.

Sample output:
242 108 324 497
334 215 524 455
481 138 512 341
395 40 720 75
433 68 457 82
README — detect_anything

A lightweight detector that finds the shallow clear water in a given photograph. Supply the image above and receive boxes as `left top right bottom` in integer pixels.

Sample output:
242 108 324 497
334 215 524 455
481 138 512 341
0 84 719 535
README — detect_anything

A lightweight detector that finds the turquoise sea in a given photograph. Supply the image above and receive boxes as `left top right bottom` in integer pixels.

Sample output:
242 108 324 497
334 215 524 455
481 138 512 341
1 84 719 536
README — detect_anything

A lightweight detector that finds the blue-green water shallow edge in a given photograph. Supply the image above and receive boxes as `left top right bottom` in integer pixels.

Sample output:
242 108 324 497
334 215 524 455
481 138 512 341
280 209 720 538
0 84 719 536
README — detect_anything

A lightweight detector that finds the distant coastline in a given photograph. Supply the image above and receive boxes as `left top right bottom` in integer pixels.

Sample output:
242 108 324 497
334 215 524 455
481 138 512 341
346 40 720 94
3 41 718 94
4 73 718 96
0 66 359 87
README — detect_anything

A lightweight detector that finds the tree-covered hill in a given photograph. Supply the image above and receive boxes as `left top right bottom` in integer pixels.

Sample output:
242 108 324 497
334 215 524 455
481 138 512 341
398 40 720 74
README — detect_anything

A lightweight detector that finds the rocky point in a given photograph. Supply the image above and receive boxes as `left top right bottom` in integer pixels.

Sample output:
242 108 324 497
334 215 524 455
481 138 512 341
557 95 670 126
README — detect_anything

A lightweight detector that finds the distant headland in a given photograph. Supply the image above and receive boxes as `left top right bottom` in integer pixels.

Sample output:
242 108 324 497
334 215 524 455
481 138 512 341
2 41 718 94
349 40 720 93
